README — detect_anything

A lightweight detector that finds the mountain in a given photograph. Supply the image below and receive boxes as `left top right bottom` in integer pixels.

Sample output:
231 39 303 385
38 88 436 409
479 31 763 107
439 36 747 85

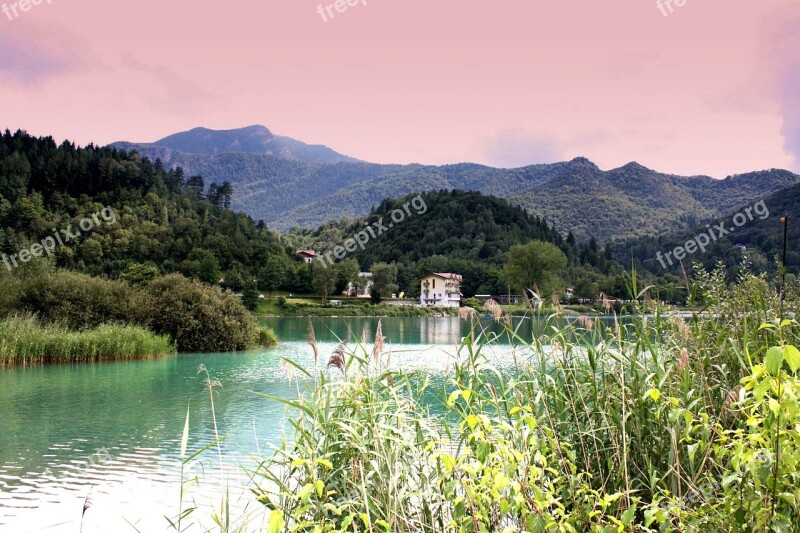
617 182 800 277
113 125 358 164
112 127 800 242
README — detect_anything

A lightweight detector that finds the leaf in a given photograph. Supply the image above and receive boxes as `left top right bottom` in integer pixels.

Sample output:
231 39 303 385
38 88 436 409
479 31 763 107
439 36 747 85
447 390 461 407
267 510 284 533
766 346 784 376
783 345 800 373
622 504 637 525
180 404 190 459
647 388 661 402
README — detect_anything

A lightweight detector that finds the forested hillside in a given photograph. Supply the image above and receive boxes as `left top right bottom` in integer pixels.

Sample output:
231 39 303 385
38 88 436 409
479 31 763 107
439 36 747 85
286 190 625 297
617 183 800 278
0 129 312 293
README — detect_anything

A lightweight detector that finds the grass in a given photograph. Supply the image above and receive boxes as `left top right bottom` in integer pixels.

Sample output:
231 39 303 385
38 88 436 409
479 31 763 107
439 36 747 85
0 315 175 365
252 265 800 531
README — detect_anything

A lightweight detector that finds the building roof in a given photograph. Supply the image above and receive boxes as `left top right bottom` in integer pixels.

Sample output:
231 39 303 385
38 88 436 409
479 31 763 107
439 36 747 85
296 249 316 257
425 273 463 281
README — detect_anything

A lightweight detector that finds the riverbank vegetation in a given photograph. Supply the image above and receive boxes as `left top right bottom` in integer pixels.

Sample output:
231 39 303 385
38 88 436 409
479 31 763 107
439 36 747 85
0 268 268 353
255 266 800 531
0 315 174 365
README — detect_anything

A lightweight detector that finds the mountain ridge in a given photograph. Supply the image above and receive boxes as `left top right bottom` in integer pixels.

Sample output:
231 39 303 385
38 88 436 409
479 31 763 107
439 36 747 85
111 126 800 242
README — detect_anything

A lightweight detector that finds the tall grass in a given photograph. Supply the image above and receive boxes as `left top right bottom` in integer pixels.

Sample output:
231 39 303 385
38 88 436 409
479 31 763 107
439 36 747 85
254 265 800 531
0 315 175 365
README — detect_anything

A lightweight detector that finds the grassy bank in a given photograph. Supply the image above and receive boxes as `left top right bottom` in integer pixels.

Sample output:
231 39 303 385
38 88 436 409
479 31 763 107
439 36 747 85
256 299 459 317
255 267 800 531
0 315 175 365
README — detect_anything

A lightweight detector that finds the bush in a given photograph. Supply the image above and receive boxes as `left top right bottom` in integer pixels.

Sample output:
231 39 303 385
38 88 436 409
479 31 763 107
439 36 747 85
258 327 279 348
9 270 148 329
144 274 260 352
2 269 262 353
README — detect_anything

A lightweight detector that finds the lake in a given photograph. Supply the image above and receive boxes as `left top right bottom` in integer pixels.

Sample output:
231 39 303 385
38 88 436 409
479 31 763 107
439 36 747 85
0 315 591 532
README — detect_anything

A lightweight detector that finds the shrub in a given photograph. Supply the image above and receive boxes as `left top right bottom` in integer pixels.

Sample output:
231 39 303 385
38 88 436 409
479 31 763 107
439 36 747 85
9 270 147 329
2 269 264 353
144 274 260 352
258 327 279 348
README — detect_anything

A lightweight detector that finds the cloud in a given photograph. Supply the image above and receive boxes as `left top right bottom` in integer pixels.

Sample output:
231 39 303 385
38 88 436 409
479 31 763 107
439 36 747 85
480 130 566 168
761 7 800 169
0 26 85 85
120 52 222 117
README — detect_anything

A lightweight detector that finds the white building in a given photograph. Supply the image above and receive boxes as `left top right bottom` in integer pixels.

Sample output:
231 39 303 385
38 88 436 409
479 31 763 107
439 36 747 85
419 273 463 308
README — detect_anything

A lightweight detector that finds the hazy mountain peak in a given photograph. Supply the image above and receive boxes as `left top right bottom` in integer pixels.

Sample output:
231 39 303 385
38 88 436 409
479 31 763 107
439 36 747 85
114 125 357 164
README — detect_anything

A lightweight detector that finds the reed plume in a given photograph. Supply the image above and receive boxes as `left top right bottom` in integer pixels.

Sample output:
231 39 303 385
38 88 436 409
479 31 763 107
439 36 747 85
307 319 319 368
577 315 595 331
328 341 348 374
372 320 385 369
599 292 613 314
459 307 477 319
678 348 689 372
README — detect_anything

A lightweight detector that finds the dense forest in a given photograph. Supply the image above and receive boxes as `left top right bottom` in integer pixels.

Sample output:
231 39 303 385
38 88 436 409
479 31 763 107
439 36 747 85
286 190 630 298
615 183 800 280
0 129 315 294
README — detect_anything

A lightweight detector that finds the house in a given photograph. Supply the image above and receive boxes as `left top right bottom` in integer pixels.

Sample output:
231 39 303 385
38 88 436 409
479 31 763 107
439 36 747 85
420 273 463 308
296 249 316 264
346 272 374 298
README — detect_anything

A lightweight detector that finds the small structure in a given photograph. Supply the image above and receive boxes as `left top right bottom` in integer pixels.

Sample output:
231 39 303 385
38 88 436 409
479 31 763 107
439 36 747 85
420 273 463 308
296 249 316 264
346 272 374 298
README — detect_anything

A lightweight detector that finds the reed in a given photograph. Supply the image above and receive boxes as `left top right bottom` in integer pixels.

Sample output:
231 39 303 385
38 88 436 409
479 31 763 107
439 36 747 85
0 315 175 365
254 265 800 530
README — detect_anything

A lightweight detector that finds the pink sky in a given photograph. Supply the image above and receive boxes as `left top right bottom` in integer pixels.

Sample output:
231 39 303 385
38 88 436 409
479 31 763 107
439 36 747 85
0 0 798 177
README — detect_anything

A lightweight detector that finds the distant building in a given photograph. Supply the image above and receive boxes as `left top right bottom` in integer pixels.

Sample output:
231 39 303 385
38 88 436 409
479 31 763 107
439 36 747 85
296 249 316 264
420 273 463 308
735 244 748 252
346 272 374 298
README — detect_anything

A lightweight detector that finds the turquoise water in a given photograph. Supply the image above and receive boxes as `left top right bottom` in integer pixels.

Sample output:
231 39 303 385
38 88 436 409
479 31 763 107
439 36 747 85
0 316 586 531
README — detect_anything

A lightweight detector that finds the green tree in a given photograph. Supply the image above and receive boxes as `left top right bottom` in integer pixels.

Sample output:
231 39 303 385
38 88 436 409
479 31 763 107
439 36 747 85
188 248 221 285
503 240 568 298
258 256 290 294
241 280 260 311
371 263 399 304
312 261 338 302
336 258 360 294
